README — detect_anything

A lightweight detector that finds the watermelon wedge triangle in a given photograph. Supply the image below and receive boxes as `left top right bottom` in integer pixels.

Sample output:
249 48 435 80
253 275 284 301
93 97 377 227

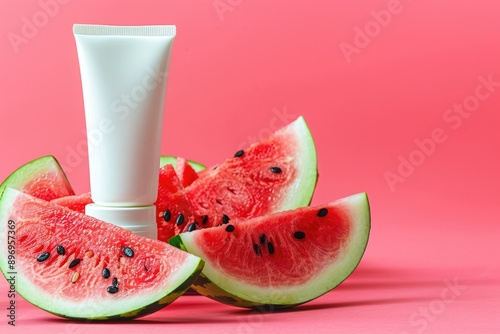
0 187 204 320
185 116 318 228
169 192 370 308
0 155 74 201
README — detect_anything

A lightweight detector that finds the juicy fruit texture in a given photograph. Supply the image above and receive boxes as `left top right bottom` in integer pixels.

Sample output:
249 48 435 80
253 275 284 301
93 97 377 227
174 157 200 187
185 116 317 227
51 192 93 213
0 188 204 320
156 164 202 242
169 193 370 308
0 155 74 201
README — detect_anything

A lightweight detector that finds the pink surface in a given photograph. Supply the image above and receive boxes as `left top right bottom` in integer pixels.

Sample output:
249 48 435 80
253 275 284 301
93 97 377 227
1 0 499 333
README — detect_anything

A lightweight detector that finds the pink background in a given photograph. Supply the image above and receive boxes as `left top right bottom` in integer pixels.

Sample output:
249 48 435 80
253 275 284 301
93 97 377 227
1 0 499 333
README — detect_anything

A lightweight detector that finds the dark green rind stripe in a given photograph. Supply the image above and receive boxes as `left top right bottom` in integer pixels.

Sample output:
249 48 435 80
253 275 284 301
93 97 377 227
168 235 186 251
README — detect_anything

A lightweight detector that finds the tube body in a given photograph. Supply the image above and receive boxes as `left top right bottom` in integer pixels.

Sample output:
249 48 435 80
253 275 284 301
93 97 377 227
74 24 176 238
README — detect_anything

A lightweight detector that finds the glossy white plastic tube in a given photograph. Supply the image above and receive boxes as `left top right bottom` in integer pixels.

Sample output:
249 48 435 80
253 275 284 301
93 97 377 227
73 24 176 239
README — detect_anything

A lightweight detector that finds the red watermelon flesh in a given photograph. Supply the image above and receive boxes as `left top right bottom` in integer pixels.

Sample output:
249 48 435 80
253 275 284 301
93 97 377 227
0 155 74 201
51 192 93 213
156 164 202 242
186 116 317 227
0 188 204 320
175 157 199 187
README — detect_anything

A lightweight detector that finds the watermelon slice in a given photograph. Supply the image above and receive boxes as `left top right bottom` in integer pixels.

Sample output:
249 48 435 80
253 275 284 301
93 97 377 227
169 193 370 308
185 116 317 227
0 187 204 320
0 155 74 201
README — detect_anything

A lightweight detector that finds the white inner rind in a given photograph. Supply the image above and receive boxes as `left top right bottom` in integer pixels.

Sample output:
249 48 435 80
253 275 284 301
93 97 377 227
0 188 203 319
278 116 318 211
182 193 370 305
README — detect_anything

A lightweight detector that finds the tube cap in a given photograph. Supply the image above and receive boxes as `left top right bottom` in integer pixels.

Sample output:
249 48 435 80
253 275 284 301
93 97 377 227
85 204 157 240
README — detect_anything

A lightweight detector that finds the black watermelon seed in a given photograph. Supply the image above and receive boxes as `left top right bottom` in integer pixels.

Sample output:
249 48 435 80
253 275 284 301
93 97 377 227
225 224 235 232
123 247 134 258
176 213 185 226
317 208 328 217
201 215 209 224
234 150 244 158
253 244 262 256
107 286 119 294
56 245 65 255
270 167 282 174
267 242 275 255
112 277 118 287
259 234 267 245
187 223 197 232
102 268 111 279
69 258 81 268
213 166 218 170
222 214 230 225
163 209 172 222
36 252 50 262
293 231 306 239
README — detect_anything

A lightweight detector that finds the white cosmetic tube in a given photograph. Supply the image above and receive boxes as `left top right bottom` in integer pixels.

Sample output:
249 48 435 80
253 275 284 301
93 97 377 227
73 24 176 239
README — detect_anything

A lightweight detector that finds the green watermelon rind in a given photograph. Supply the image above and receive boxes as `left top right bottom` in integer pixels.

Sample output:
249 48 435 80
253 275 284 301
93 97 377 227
170 192 370 308
160 155 206 172
0 187 205 320
80 259 205 321
0 155 74 200
275 116 318 210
